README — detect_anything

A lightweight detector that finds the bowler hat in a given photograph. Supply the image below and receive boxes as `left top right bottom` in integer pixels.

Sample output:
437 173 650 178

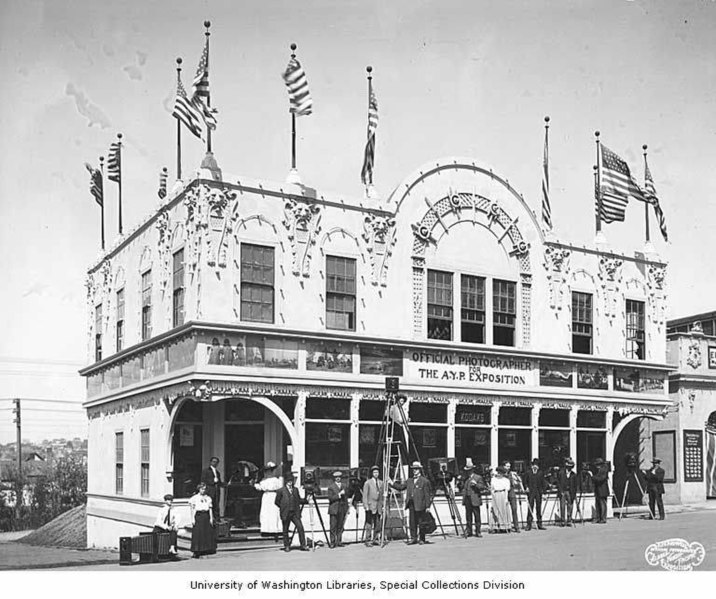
531 458 540 466
651 457 662 464
163 493 174 501
594 457 605 466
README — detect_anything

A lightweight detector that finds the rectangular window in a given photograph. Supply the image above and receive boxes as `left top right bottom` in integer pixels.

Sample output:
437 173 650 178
427 270 453 340
95 304 103 362
116 289 125 352
493 279 516 346
240 244 274 323
461 275 485 343
115 432 124 495
140 429 150 497
141 270 152 341
572 292 593 354
326 256 357 331
626 299 646 360
172 249 185 327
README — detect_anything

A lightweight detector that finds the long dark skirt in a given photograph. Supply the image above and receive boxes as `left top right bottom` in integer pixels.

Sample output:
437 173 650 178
191 511 216 555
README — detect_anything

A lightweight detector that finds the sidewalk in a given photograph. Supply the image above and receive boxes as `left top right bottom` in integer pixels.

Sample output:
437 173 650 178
0 541 116 571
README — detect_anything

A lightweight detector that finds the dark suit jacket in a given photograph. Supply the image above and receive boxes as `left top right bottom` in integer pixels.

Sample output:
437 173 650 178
592 466 610 498
644 466 665 494
556 469 579 497
462 473 487 507
200 466 223 489
327 482 350 516
523 469 547 496
392 475 433 511
274 485 305 520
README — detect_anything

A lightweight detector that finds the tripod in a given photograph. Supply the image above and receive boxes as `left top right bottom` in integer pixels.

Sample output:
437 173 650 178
289 490 330 550
574 470 591 525
618 469 655 521
435 472 464 537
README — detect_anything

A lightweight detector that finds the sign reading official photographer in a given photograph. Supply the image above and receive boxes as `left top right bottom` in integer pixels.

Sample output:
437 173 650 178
406 350 537 387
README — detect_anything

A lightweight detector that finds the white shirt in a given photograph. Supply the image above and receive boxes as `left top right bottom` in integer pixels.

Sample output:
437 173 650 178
154 504 179 530
189 493 213 513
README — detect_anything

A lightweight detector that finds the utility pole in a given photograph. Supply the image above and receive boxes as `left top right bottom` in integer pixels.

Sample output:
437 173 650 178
12 398 22 518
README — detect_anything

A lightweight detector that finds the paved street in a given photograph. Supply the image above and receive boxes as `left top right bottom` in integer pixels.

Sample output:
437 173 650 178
51 509 716 572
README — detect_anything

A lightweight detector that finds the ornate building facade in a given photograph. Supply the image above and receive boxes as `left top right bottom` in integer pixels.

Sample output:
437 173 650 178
81 157 672 548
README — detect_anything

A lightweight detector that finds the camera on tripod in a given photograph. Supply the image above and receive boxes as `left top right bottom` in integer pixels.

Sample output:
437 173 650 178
623 452 638 474
300 466 321 496
348 467 368 504
428 457 457 487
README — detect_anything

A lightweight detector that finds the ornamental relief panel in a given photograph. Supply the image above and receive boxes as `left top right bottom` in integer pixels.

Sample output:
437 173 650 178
543 246 571 311
647 264 666 326
362 214 397 287
282 199 322 277
598 257 623 322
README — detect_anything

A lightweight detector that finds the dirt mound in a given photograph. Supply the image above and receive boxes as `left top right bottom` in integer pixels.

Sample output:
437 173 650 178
18 505 86 548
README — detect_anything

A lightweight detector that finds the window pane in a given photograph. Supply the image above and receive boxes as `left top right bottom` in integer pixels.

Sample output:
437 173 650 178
326 256 356 331
409 403 447 423
305 397 351 420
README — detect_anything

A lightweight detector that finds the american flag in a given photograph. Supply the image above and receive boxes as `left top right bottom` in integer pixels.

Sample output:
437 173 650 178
191 38 217 131
645 161 668 242
106 142 121 184
361 88 378 185
283 56 313 116
598 144 644 223
541 124 552 229
85 162 103 207
173 75 204 140
158 167 168 200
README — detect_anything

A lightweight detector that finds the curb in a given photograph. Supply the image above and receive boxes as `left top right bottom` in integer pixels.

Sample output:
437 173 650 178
0 558 118 571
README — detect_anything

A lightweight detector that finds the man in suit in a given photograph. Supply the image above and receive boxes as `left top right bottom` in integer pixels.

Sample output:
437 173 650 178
592 457 610 523
501 461 522 533
461 459 487 538
556 458 579 527
643 457 666 520
200 457 224 521
390 461 433 545
273 473 308 552
362 465 384 546
523 458 547 530
327 471 350 548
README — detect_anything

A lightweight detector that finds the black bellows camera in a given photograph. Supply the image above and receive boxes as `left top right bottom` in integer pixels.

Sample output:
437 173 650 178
385 377 400 392
301 467 321 494
623 452 638 473
428 457 457 485
348 467 368 504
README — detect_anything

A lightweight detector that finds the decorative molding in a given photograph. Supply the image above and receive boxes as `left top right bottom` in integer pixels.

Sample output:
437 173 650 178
362 214 397 286
598 257 623 321
282 199 322 277
686 340 702 369
543 246 571 311
647 264 666 326
520 273 532 347
412 264 424 339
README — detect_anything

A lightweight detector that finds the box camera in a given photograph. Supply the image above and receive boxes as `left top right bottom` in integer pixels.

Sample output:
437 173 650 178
300 466 321 494
385 377 400 392
428 457 457 484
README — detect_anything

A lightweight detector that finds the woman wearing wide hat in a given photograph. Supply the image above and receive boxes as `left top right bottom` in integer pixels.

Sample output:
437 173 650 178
254 461 284 538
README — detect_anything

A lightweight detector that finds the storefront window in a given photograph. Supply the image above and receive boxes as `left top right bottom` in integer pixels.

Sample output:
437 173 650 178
409 402 448 464
577 410 606 428
305 422 350 493
498 406 531 426
359 399 387 468
455 427 491 470
497 428 531 472
306 397 350 420
576 409 606 468
538 408 569 427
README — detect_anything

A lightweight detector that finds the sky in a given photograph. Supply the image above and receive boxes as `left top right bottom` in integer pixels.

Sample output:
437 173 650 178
0 0 714 442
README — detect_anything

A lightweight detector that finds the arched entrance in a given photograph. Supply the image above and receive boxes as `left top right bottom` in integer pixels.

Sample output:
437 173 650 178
706 411 716 498
168 394 298 526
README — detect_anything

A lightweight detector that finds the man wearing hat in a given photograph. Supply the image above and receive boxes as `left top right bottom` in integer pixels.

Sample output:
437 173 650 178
153 493 179 558
461 459 487 538
390 461 433 545
362 466 384 546
592 458 610 523
643 458 666 520
556 458 579 527
327 470 350 547
274 473 309 552
523 459 547 530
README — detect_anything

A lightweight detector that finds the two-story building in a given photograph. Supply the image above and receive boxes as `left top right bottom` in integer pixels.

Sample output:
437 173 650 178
81 155 672 549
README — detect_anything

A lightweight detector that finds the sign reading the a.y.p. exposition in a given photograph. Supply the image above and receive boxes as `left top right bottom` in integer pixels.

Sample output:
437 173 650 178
405 350 537 387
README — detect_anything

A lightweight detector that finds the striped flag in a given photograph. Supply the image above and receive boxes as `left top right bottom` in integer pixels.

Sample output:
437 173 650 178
190 38 217 131
283 56 313 116
173 75 204 140
706 425 716 498
598 144 644 223
106 142 121 184
541 124 552 229
158 167 168 199
644 160 668 242
85 163 103 207
360 88 378 185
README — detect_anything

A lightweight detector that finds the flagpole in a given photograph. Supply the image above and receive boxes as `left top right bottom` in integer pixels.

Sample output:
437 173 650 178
117 133 123 235
643 144 650 243
366 65 373 186
205 21 212 155
544 115 550 229
176 57 183 180
595 131 601 234
290 43 297 171
99 156 105 250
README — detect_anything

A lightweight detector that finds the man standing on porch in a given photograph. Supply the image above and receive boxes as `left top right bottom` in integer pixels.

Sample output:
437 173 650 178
200 457 223 521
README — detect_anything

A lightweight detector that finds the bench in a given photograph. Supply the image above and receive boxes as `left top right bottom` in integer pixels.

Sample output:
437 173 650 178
119 531 176 565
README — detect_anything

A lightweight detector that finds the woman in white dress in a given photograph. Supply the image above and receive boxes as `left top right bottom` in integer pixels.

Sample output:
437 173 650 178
490 466 512 533
254 461 283 537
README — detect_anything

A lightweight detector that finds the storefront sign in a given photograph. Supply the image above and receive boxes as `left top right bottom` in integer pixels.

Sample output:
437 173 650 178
683 430 703 482
708 346 716 369
406 350 536 387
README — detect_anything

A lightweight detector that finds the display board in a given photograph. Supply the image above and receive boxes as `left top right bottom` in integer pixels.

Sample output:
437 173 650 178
683 430 704 483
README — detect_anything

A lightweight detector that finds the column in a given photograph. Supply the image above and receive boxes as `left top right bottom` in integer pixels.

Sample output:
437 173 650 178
292 392 308 473
531 402 541 463
447 399 457 458
491 401 501 465
569 404 578 461
350 393 361 468
412 258 425 339
605 406 615 517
